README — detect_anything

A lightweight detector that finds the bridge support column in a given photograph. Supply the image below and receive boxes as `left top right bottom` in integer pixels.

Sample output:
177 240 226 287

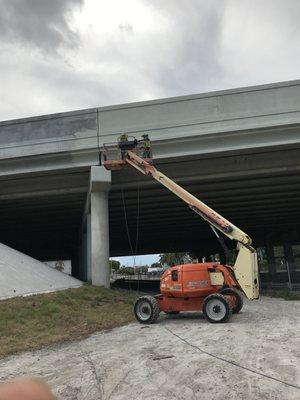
90 166 111 287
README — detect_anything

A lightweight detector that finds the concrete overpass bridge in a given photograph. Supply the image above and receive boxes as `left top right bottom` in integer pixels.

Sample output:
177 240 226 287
0 80 300 287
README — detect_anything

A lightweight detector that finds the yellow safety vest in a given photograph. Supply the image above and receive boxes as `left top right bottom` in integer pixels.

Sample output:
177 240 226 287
144 140 151 148
119 134 128 142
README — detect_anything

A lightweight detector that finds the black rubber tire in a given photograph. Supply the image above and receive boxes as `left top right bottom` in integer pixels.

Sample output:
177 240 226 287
203 293 232 323
134 296 160 324
220 287 244 314
164 311 180 315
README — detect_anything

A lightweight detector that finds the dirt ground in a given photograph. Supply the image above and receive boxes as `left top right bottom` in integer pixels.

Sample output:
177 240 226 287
0 297 299 400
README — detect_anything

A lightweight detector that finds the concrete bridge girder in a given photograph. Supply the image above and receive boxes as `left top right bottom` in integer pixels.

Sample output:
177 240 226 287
0 80 299 285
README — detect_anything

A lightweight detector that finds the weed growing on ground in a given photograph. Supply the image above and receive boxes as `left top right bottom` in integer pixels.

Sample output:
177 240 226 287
0 285 138 358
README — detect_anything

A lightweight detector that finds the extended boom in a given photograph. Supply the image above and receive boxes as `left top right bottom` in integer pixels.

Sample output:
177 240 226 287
102 142 259 302
125 151 259 300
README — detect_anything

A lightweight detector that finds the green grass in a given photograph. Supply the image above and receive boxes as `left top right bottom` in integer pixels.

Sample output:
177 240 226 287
263 289 300 301
0 285 139 358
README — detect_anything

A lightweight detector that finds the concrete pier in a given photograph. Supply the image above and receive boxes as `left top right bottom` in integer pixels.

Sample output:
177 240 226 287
90 167 111 287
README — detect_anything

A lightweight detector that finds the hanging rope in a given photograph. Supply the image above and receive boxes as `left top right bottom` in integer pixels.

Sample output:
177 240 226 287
121 187 141 292
135 186 140 256
121 188 140 267
135 187 140 293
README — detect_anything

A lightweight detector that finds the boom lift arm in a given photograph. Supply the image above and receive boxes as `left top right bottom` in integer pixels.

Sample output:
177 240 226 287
125 151 259 301
126 151 251 245
102 142 259 301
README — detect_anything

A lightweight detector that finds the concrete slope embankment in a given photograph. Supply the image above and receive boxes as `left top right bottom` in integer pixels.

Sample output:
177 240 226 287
0 243 82 300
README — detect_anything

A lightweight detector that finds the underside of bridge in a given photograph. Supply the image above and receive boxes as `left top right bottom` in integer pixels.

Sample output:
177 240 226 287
1 144 300 286
0 80 300 287
110 145 300 255
0 169 89 262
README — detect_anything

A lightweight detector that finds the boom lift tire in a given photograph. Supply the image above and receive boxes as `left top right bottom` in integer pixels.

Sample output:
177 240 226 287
203 293 232 323
134 296 160 324
220 287 243 314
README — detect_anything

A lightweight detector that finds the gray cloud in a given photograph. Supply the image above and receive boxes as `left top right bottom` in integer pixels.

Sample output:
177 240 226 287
0 0 83 51
0 0 299 121
118 22 133 33
141 0 226 94
142 0 300 94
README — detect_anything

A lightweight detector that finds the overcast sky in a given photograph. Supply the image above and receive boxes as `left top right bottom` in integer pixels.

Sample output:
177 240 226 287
1 0 299 265
114 254 159 268
0 0 299 122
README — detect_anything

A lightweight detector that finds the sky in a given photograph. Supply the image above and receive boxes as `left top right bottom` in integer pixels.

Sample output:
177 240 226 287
113 254 160 268
0 0 299 265
0 0 299 122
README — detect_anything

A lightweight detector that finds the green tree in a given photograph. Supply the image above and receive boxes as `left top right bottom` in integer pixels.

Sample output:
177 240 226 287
119 267 134 275
150 262 161 269
135 265 149 274
159 253 191 267
109 259 121 271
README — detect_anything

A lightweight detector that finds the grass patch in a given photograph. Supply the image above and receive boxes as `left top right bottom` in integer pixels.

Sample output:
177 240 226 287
263 289 300 301
0 284 139 358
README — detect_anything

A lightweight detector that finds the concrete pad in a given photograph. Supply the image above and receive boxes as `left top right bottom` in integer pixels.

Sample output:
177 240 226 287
0 242 82 300
0 297 299 399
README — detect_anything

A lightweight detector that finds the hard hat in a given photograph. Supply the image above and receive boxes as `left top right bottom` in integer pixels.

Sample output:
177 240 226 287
142 134 149 139
119 133 128 140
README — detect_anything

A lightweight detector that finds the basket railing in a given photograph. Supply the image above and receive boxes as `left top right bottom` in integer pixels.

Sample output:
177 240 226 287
101 140 152 162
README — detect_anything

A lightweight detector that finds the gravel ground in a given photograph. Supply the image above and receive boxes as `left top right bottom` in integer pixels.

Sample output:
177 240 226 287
0 296 299 400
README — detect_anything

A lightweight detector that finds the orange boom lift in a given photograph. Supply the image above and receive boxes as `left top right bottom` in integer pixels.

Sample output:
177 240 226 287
102 140 259 323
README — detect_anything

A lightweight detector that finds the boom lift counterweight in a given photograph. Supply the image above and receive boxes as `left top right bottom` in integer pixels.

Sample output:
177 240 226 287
102 141 259 323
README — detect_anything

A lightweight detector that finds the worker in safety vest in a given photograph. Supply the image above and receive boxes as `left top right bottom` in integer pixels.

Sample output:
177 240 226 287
141 134 151 158
118 133 129 142
118 133 129 159
118 133 138 159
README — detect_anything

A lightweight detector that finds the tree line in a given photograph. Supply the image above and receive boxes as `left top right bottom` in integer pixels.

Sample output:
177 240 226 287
110 252 191 275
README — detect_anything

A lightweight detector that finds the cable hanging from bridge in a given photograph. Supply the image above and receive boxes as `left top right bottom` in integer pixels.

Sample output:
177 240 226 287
121 187 140 268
